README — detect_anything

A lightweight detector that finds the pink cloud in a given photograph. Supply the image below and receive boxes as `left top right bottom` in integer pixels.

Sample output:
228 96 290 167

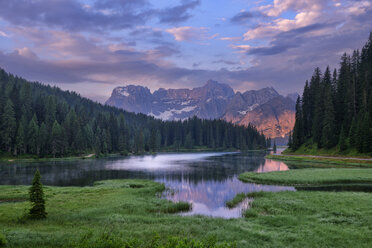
166 26 212 41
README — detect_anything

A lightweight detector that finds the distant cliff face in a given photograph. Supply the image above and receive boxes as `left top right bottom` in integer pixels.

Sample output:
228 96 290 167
105 80 296 139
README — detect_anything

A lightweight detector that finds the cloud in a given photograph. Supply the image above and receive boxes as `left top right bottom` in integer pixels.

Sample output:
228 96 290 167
244 0 329 40
0 30 9 37
239 23 331 56
230 10 254 23
259 0 325 17
129 26 163 38
166 26 210 41
0 0 155 32
212 59 240 65
158 0 200 24
219 37 241 42
0 0 200 33
346 0 372 15
230 9 265 24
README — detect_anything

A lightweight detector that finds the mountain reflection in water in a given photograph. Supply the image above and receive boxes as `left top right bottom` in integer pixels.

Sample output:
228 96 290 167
0 152 295 218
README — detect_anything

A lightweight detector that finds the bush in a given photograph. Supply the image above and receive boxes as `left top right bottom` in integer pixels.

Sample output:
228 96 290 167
0 233 7 247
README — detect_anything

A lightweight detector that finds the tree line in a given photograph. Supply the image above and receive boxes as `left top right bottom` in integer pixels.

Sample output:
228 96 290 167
0 68 268 157
289 32 372 154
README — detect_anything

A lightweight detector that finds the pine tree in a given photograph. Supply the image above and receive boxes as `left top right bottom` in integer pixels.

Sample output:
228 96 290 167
135 131 144 154
348 117 358 147
288 131 293 149
361 112 372 153
338 125 348 151
185 132 194 149
29 170 47 219
336 53 351 128
321 68 337 149
15 122 25 155
1 100 16 152
27 115 39 155
51 120 63 157
273 141 277 153
149 128 157 152
302 81 311 137
292 97 304 149
355 114 364 153
38 123 48 156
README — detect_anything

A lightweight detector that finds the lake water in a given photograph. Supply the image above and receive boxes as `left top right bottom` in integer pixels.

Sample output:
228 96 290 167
0 152 295 218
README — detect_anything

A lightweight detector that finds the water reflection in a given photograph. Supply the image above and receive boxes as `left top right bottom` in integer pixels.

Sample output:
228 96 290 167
0 152 295 218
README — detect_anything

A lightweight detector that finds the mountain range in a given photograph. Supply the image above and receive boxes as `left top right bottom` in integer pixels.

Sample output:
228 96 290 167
105 80 297 139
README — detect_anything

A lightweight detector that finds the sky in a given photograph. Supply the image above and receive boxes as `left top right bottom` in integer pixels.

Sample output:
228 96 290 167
0 0 371 102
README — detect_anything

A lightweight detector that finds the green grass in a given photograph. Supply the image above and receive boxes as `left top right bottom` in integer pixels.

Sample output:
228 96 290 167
266 154 372 167
239 168 372 186
225 192 265 208
242 190 372 245
225 193 247 208
1 179 372 247
73 232 236 248
282 142 372 158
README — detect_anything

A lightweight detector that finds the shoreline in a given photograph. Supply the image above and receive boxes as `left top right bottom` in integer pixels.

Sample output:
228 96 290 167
0 149 266 163
266 154 372 167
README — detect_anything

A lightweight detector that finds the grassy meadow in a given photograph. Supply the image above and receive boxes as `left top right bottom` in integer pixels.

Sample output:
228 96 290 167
239 168 372 186
0 177 371 247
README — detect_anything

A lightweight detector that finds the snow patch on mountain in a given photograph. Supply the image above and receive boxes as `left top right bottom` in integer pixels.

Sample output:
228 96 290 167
114 87 131 97
150 106 197 120
237 104 259 115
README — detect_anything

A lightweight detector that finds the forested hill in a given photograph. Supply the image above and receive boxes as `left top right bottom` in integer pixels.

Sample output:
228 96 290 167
0 68 267 158
289 32 372 155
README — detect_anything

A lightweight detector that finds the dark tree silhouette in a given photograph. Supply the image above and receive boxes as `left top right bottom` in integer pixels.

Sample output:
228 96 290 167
290 32 372 154
29 170 47 219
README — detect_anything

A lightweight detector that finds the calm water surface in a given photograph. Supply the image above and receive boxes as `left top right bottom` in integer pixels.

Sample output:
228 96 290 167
0 152 294 218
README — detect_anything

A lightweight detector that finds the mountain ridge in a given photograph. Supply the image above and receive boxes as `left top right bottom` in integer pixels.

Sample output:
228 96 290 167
105 81 296 139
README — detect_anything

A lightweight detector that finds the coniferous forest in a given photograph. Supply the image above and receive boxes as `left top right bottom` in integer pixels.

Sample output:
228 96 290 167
289 33 372 155
0 68 267 158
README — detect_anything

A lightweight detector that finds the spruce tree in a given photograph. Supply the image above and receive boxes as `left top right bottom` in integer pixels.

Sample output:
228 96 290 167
348 117 357 147
361 112 372 153
302 81 311 137
310 68 324 147
29 169 47 219
15 123 25 155
51 120 63 157
27 115 39 155
321 69 337 149
38 123 48 156
1 99 16 152
273 141 277 153
149 128 157 152
185 132 194 149
338 125 348 151
288 131 293 149
292 97 304 149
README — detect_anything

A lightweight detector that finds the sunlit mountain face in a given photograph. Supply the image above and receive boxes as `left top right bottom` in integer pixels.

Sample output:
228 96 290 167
0 0 371 103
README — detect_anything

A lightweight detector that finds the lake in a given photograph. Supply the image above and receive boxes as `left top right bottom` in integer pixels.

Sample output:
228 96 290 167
0 152 295 218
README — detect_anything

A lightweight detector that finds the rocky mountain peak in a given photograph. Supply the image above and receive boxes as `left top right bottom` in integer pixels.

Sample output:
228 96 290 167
198 79 235 99
105 81 296 139
112 85 151 97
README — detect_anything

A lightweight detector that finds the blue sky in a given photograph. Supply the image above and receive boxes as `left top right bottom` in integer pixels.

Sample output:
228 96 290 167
0 0 371 102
